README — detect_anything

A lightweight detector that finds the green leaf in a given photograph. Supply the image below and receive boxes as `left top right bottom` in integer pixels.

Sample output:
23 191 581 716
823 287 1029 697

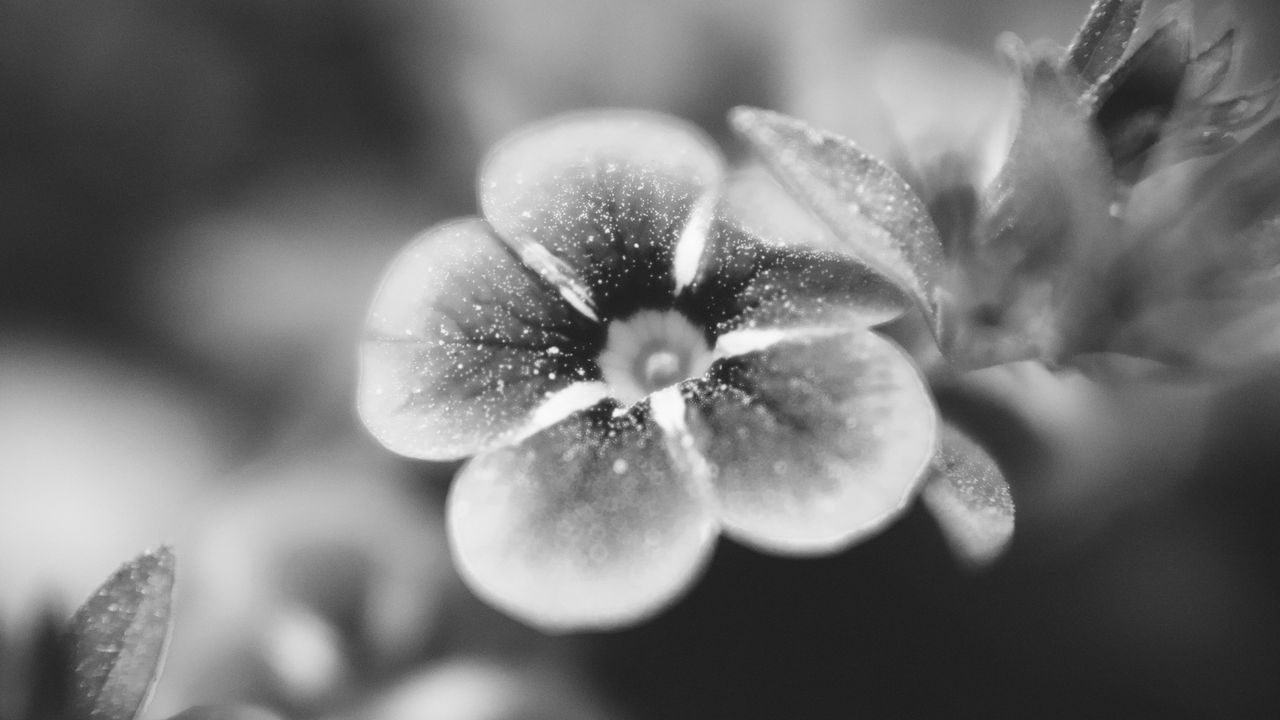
1065 0 1145 85
921 423 1014 567
66 547 176 720
729 106 947 340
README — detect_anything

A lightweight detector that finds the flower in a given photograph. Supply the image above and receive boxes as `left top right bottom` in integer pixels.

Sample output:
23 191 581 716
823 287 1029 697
722 0 1280 565
156 444 450 712
731 0 1280 372
357 111 937 630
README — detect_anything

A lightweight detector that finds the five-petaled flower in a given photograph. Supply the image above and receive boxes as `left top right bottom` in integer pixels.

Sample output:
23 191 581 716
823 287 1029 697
358 111 936 630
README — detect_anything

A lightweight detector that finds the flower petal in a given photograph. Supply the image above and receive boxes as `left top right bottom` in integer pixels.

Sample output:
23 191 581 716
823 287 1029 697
358 219 605 460
479 110 724 322
675 177 911 340
683 330 935 554
920 423 1015 568
447 398 717 631
729 107 948 340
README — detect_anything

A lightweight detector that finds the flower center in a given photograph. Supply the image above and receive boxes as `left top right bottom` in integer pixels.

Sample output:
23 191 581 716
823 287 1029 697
597 310 713 405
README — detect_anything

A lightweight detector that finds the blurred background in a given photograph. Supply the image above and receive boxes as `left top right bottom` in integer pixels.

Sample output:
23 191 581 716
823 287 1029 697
2 0 1280 718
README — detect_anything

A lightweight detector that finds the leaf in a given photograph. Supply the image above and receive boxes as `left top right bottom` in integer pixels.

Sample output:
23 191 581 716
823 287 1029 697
1195 76 1280 133
1181 29 1235 101
921 423 1014 567
1148 75 1280 172
1189 116 1280 238
1092 8 1192 180
955 59 1115 368
1064 0 1145 85
729 106 947 341
66 547 176 720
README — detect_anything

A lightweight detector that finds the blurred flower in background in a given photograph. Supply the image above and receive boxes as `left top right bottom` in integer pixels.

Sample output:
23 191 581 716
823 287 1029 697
151 442 450 715
0 335 224 625
349 659 611 720
136 170 427 442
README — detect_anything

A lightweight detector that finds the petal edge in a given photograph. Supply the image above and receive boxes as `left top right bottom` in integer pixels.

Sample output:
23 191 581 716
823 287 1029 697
686 330 936 554
447 400 717 631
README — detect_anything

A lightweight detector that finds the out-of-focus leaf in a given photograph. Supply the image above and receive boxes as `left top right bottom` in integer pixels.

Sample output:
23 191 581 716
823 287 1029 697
1092 7 1191 112
729 106 947 340
1195 76 1280 135
1113 290 1280 370
1195 294 1280 368
66 547 176 720
1147 76 1280 173
1181 29 1235 101
1111 120 1280 366
955 59 1115 368
1064 0 1145 85
1141 127 1237 172
1092 9 1192 180
1188 116 1280 240
921 423 1014 567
